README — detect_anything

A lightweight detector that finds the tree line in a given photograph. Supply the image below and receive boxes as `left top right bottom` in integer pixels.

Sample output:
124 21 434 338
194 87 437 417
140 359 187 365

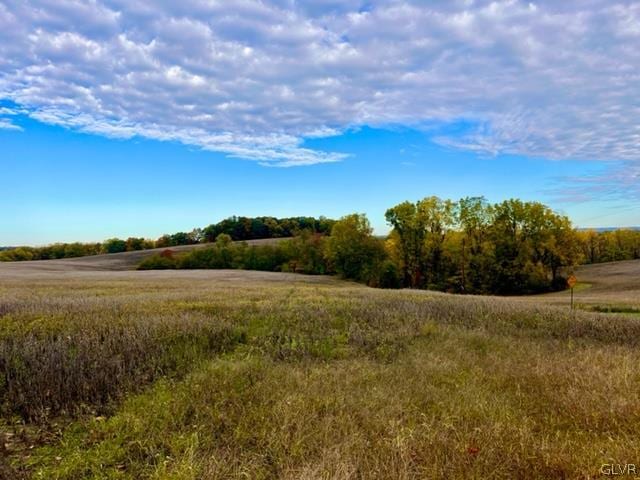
384 197 580 294
0 216 335 262
576 228 640 264
201 216 335 242
138 196 640 295
3 199 639 296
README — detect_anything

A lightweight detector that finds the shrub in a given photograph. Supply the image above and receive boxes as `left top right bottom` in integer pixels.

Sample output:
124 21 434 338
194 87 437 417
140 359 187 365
377 260 402 289
101 238 127 254
138 254 177 270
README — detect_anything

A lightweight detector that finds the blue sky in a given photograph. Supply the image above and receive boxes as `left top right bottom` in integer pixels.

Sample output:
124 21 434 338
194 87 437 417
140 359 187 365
1 1 639 245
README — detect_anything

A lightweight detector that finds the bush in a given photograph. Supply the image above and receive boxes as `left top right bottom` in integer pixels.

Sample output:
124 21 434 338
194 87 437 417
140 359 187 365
138 254 177 270
377 260 402 289
102 238 127 254
325 214 385 282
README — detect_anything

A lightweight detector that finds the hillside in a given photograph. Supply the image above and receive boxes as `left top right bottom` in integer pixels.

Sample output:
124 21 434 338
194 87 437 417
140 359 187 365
4 243 638 311
0 238 285 276
3 267 640 478
528 259 640 309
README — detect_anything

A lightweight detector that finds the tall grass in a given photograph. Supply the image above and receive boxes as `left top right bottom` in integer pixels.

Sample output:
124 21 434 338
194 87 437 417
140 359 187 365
0 290 247 421
2 274 640 478
3 280 639 422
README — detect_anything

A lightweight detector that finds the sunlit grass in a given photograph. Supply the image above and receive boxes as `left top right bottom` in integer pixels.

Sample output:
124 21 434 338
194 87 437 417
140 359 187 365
2 272 640 478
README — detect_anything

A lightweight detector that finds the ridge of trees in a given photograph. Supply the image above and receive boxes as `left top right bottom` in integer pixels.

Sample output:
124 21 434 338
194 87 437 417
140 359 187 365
3 199 640 296
138 196 640 295
0 216 335 262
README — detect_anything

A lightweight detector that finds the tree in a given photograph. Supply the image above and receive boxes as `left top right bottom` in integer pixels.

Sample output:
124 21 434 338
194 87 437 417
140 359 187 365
457 197 493 292
215 233 232 247
0 247 34 261
577 229 600 264
169 232 191 246
282 231 328 274
126 237 145 251
416 196 457 288
488 199 579 293
101 238 127 254
155 234 172 248
539 209 582 286
324 214 385 283
385 201 425 287
385 197 456 288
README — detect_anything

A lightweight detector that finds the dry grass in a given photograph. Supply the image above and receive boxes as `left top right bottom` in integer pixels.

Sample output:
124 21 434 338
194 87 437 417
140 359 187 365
1 266 640 478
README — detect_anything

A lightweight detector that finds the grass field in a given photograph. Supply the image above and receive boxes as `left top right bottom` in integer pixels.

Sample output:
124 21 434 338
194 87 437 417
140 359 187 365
1 259 640 478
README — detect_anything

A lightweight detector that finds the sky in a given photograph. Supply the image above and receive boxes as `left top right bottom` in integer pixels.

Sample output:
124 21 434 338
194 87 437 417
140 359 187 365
1 0 639 245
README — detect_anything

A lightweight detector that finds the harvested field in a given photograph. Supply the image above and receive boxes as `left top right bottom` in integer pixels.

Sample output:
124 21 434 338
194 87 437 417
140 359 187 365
0 238 285 276
523 259 640 311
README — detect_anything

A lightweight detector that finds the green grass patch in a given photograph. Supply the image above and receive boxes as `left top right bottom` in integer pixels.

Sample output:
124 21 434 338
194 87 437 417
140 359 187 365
587 304 640 315
572 281 593 292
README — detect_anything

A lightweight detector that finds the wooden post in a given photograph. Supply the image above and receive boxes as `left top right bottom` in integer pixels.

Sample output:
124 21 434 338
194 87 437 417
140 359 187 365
567 275 577 311
461 238 466 293
571 287 574 310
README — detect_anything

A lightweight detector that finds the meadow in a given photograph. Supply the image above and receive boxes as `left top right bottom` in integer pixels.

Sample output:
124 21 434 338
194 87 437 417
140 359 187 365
1 260 640 479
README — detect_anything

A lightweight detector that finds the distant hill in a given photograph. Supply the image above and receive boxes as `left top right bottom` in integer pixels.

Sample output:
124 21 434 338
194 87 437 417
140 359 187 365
577 226 640 232
0 238 287 275
525 258 640 309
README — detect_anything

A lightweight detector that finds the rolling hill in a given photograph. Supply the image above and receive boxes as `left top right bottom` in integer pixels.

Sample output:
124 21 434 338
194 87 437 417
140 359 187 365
2 242 638 309
522 259 640 310
2 245 640 477
0 238 285 276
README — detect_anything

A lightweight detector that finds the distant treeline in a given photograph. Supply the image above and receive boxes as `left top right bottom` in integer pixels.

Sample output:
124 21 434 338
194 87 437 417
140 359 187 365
139 227 401 288
4 201 640 296
201 216 335 242
138 196 640 295
0 216 335 262
577 229 640 264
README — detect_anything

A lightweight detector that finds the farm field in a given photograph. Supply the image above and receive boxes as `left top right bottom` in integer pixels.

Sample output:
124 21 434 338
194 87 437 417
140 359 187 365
1 260 640 478
5 1 640 479
0 238 284 275
520 259 640 312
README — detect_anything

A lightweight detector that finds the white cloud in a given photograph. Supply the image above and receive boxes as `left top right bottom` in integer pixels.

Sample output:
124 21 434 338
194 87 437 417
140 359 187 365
1 0 639 167
552 162 640 203
0 118 22 131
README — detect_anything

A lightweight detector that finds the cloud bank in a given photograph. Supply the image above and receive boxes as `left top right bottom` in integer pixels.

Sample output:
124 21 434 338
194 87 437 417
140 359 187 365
1 0 639 167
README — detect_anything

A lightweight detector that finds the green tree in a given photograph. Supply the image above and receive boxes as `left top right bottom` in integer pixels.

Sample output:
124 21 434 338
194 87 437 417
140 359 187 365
102 238 127 254
416 196 457 288
282 231 328 274
215 233 232 247
324 214 385 283
488 199 579 293
125 237 145 251
457 197 493 293
385 201 425 287
385 197 456 288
